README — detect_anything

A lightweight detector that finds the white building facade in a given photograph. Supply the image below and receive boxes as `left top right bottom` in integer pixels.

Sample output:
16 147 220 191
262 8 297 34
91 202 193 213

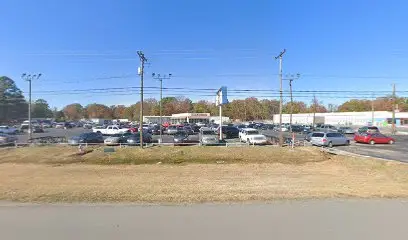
273 111 408 126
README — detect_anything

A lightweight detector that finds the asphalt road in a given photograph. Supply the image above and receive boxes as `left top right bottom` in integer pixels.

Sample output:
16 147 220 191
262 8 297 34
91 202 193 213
1 200 408 240
262 130 408 162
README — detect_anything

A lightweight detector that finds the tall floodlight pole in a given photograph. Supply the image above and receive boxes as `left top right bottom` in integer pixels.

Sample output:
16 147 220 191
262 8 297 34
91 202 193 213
152 73 172 144
275 49 286 146
137 51 147 148
21 73 41 140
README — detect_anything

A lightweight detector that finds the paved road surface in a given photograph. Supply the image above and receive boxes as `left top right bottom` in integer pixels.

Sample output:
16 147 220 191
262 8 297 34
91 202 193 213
1 200 408 240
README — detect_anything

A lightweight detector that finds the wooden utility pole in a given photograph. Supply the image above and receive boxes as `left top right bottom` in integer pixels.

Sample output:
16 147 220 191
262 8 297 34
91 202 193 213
275 49 286 146
392 84 396 134
137 51 147 148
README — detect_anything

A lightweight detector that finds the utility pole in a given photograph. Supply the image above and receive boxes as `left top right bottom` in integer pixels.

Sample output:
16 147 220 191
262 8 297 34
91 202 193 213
21 73 41 140
392 83 396 134
371 92 375 126
275 49 286 146
137 51 147 148
283 73 300 130
152 73 172 144
312 94 317 129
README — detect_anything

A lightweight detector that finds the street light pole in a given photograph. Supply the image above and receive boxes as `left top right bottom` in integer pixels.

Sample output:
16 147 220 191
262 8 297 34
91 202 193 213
22 73 41 140
152 73 172 144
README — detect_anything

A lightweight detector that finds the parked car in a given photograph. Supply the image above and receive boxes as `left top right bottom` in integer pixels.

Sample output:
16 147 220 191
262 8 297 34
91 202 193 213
55 122 65 129
318 124 338 132
354 133 395 145
83 123 93 129
126 132 152 145
216 126 239 139
191 125 201 133
173 131 190 145
304 132 313 142
0 133 17 145
93 125 130 135
199 127 219 145
239 128 268 145
68 132 104 145
358 126 380 134
166 125 182 135
338 127 355 134
150 125 161 135
104 132 133 145
290 125 304 133
0 126 19 134
310 132 350 147
28 126 44 133
261 124 274 130
183 126 194 135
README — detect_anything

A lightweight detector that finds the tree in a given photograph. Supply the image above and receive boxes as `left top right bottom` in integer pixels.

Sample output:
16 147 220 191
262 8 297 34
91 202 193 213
283 101 307 114
63 103 84 120
338 99 371 112
327 103 338 112
111 105 127 119
309 98 327 113
52 107 65 122
0 76 27 123
85 104 112 118
32 99 53 118
193 100 212 113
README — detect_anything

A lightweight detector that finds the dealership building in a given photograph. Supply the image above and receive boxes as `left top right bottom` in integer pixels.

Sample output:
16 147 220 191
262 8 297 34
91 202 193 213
273 111 408 126
144 113 230 125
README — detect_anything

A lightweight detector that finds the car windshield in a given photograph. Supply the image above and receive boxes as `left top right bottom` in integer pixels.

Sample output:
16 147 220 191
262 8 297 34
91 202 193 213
202 131 214 135
79 133 89 138
246 131 259 135
175 131 187 137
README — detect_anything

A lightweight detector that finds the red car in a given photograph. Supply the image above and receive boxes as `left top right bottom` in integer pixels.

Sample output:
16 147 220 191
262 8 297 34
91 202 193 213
354 133 395 145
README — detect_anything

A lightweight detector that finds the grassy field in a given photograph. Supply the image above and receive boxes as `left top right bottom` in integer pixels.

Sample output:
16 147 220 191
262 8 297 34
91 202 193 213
1 145 408 203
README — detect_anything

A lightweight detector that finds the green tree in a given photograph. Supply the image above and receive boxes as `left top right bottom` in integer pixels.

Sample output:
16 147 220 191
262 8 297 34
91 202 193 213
85 103 112 118
32 99 53 118
0 76 27 123
338 99 371 112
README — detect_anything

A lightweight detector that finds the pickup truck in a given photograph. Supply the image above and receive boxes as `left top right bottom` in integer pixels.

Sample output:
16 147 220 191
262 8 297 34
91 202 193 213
92 125 130 135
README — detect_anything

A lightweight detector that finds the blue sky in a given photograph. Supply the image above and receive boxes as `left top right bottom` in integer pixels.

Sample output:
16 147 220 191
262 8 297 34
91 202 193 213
1 0 408 109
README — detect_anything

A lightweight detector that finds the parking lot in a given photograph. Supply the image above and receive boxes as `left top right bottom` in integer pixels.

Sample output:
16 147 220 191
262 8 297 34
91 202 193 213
10 127 408 162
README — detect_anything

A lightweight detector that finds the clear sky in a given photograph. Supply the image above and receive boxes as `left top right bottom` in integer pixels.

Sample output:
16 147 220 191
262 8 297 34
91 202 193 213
1 0 408 109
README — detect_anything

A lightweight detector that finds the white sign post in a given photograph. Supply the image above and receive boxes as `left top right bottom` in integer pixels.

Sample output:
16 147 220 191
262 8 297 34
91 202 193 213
216 86 228 141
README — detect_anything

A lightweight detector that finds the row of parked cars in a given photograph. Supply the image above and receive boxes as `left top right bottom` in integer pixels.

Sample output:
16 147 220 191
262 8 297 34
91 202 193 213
305 125 395 147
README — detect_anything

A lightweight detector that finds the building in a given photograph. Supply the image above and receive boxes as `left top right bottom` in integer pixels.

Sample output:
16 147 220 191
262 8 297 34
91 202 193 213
143 116 171 124
273 111 408 126
143 113 230 125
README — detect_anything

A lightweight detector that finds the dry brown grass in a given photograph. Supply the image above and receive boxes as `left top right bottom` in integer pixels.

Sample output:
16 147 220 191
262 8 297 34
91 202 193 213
1 146 408 203
0 145 330 165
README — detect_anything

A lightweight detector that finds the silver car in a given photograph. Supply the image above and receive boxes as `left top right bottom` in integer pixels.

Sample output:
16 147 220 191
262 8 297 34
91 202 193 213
0 133 18 145
310 132 350 147
199 127 219 145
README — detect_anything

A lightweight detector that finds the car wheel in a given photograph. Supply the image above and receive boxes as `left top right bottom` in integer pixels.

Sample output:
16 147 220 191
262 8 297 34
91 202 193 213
388 140 394 145
328 142 333 148
345 140 350 146
369 140 375 145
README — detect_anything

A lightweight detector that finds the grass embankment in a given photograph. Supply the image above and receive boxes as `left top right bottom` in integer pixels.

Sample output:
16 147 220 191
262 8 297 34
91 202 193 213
0 145 329 165
1 146 408 203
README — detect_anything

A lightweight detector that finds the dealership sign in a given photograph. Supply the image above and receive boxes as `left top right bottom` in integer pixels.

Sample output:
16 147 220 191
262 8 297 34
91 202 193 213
216 86 228 106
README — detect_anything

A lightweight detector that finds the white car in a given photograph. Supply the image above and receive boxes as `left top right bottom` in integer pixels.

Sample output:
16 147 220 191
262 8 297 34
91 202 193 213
93 125 130 135
0 126 19 134
239 128 268 145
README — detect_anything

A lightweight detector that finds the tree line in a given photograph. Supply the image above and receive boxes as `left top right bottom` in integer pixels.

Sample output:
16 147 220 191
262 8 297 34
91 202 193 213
2 76 408 123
